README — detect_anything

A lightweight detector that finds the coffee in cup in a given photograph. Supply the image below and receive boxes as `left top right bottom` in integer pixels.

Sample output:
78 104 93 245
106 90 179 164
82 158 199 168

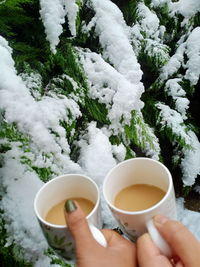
45 197 95 225
114 184 166 212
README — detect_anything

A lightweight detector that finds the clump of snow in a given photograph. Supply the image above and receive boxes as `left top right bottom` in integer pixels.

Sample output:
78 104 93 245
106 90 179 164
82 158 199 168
170 0 200 19
65 0 79 37
164 78 190 119
137 2 160 38
0 35 12 53
89 0 143 84
20 72 43 99
78 49 144 134
160 43 186 81
130 2 169 66
39 0 66 53
111 144 126 162
40 0 80 52
132 111 161 160
144 39 170 66
156 103 191 145
156 103 200 185
161 27 200 85
152 0 200 20
184 27 200 86
77 122 117 186
181 131 200 186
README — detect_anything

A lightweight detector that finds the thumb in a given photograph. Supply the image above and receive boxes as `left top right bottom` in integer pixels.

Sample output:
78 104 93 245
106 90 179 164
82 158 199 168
64 199 96 250
154 215 200 267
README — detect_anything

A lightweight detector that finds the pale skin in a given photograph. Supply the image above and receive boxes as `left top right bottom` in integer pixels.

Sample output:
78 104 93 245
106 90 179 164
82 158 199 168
64 201 200 267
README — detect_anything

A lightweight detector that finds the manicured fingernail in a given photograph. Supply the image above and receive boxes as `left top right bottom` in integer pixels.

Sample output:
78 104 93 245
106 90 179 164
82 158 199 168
65 199 77 213
154 215 169 225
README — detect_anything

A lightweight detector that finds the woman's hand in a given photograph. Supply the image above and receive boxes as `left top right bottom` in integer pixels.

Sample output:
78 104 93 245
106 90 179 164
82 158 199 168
64 199 137 267
137 215 200 267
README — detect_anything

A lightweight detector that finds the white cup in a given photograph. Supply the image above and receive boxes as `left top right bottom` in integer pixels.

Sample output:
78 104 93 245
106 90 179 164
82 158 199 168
103 157 177 258
34 174 107 261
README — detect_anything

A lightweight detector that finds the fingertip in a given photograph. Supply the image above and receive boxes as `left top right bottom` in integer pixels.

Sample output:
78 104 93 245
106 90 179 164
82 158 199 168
137 233 160 256
137 233 152 245
65 199 77 213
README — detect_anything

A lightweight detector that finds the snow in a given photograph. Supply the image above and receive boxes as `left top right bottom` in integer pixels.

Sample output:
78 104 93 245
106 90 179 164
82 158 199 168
160 43 186 81
161 27 200 86
0 145 61 267
78 49 144 134
151 0 171 7
0 36 82 175
152 0 200 19
137 2 160 38
156 103 200 185
65 0 79 37
89 0 143 84
185 27 200 86
181 131 200 186
177 198 200 240
77 122 117 186
130 2 170 66
39 0 66 53
164 78 189 119
39 0 80 52
170 0 200 19
1 145 47 263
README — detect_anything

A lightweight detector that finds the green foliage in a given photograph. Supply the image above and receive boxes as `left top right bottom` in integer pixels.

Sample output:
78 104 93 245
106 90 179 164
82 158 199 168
0 0 49 71
117 0 141 26
139 40 170 74
41 43 88 95
0 216 32 267
0 118 31 153
44 248 73 267
20 156 54 182
84 98 110 125
182 185 193 197
124 111 160 158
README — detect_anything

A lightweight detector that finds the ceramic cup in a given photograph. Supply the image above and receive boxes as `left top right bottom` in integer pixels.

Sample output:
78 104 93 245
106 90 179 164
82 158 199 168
103 157 177 258
34 174 107 261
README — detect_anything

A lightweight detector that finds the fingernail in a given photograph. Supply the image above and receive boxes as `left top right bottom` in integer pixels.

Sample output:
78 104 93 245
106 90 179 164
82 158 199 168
154 215 169 225
65 199 77 213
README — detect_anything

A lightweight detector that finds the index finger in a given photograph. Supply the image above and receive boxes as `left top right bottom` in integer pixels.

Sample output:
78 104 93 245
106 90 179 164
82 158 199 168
155 218 200 267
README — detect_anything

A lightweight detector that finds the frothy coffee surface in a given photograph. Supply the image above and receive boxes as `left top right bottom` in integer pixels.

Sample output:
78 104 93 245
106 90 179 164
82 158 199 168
114 184 166 211
45 197 94 225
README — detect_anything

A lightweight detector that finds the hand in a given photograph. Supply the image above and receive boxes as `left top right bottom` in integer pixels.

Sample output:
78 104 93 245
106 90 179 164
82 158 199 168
137 215 200 267
64 200 137 267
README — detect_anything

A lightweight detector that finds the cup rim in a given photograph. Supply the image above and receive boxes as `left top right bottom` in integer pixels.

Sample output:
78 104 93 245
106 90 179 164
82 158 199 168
103 157 173 215
34 173 100 229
